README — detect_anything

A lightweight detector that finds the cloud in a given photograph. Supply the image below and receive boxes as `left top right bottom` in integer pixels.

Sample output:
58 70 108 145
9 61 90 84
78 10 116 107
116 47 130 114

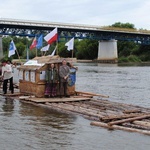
0 0 150 29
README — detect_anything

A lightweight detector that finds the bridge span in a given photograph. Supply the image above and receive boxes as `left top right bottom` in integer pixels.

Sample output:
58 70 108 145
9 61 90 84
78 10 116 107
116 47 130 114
0 18 150 43
0 18 150 62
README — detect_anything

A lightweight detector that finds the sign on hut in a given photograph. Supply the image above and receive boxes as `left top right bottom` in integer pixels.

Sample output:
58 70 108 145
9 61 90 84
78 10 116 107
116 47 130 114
18 55 77 97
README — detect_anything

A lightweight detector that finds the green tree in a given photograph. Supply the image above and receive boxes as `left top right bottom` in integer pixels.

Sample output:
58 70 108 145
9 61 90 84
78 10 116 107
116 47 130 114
76 39 98 59
111 22 135 29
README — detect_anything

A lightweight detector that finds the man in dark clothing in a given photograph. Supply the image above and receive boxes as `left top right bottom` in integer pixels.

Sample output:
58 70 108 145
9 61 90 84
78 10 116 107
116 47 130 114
59 59 70 97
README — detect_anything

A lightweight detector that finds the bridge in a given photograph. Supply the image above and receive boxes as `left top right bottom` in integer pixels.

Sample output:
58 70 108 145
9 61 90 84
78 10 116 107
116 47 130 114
0 18 150 62
1 18 150 43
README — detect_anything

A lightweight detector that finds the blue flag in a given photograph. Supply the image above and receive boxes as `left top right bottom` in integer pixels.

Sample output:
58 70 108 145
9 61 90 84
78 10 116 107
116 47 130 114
36 34 43 49
67 68 76 86
8 40 16 57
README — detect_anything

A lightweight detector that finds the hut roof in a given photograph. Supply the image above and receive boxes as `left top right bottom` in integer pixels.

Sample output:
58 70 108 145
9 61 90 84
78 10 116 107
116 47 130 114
18 55 77 70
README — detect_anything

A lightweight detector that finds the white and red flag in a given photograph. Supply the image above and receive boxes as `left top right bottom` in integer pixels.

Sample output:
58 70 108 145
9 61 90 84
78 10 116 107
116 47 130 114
44 27 58 44
30 37 37 50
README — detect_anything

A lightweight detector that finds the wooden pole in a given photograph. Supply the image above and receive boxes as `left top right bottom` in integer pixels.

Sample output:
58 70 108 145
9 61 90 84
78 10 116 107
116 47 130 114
26 46 29 61
75 91 109 98
108 114 150 126
15 48 21 62
72 49 73 58
36 48 37 57
56 40 58 55
90 121 150 135
133 120 150 128
44 51 47 56
101 113 145 122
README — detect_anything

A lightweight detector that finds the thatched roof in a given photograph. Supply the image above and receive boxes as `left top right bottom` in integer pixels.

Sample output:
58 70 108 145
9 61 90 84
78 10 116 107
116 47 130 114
18 55 77 70
33 55 76 64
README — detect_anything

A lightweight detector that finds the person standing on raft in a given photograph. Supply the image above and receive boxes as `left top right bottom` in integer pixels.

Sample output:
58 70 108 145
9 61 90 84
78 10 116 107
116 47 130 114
1 60 14 94
59 59 70 98
45 63 58 98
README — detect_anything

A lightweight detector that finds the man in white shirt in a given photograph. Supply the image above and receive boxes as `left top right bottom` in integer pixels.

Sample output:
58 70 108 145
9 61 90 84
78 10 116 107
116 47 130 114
1 60 14 94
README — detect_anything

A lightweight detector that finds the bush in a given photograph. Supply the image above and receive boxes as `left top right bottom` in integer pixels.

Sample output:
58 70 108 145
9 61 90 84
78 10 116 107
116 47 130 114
118 57 129 63
118 55 141 63
127 55 141 62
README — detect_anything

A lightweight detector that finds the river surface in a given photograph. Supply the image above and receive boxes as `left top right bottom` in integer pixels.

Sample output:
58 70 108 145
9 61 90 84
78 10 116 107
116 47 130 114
0 63 150 150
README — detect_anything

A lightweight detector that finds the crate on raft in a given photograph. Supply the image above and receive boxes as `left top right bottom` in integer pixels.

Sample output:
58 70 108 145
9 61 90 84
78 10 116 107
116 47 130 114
18 55 77 98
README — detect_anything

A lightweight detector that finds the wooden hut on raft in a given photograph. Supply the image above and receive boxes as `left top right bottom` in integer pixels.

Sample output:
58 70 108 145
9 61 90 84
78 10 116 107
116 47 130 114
18 55 77 97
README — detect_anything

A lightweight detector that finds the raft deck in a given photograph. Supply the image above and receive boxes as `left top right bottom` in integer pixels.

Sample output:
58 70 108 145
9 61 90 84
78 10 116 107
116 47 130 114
19 96 91 103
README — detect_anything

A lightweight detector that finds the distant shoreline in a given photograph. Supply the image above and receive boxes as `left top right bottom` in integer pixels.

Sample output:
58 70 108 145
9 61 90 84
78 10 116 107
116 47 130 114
77 59 150 66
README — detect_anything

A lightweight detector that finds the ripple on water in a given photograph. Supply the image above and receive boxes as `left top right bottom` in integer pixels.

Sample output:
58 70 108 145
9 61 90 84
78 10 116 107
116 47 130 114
0 63 150 150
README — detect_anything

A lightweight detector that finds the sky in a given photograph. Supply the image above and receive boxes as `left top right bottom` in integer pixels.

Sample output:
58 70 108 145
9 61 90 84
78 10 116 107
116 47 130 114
0 0 150 30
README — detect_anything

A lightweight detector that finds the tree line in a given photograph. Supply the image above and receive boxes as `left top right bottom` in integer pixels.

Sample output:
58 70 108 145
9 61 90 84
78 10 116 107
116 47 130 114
2 22 150 62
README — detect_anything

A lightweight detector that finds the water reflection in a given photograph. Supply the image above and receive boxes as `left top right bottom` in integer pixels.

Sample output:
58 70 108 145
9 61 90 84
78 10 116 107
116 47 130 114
2 98 14 116
16 101 79 150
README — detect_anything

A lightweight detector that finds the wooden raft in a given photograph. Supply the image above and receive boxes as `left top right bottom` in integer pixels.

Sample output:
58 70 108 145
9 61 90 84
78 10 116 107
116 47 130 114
44 99 150 135
1 91 150 136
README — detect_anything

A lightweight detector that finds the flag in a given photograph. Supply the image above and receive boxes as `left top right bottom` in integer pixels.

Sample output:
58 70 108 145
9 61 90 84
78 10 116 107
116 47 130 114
30 37 37 50
8 40 16 57
44 28 58 44
50 45 57 56
41 44 50 51
65 37 74 51
36 34 43 49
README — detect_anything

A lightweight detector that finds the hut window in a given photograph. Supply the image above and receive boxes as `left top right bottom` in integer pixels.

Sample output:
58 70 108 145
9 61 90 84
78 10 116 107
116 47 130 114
40 71 46 80
30 71 35 82
25 71 29 81
19 70 23 80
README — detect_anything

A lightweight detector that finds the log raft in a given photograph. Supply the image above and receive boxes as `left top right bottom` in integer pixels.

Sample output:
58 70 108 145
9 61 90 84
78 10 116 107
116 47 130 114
1 90 150 136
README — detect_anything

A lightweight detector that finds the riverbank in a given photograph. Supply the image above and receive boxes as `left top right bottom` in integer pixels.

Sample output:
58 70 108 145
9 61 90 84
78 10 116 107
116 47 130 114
77 59 150 66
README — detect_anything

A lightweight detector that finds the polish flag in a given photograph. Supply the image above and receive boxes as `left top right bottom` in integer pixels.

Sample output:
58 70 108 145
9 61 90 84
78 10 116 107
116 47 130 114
44 27 58 44
30 37 37 50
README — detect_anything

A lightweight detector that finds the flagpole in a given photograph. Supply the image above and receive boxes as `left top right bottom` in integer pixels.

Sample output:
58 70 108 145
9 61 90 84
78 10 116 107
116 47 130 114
72 49 73 58
56 40 58 55
56 28 58 55
41 51 44 56
44 51 47 56
36 48 37 57
26 45 29 61
15 48 21 62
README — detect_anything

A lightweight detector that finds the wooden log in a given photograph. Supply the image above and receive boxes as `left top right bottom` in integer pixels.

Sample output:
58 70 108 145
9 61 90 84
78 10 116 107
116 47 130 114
133 121 150 128
101 113 145 122
92 99 141 111
108 114 150 126
66 101 110 117
90 121 150 135
46 102 105 118
123 109 141 114
75 91 109 98
123 123 150 130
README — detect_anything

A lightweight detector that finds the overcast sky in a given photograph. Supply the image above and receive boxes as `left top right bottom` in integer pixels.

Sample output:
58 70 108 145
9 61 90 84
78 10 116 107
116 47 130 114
0 0 150 29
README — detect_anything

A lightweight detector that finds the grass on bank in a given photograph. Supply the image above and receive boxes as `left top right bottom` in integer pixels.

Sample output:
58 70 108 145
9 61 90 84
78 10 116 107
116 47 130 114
118 55 142 63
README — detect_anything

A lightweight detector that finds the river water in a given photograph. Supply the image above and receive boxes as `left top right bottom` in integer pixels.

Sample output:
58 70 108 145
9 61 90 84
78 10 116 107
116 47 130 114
0 63 150 150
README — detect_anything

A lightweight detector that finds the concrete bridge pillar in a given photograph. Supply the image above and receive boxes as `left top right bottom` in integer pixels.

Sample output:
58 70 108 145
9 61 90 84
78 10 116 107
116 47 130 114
98 40 118 63
0 36 3 60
